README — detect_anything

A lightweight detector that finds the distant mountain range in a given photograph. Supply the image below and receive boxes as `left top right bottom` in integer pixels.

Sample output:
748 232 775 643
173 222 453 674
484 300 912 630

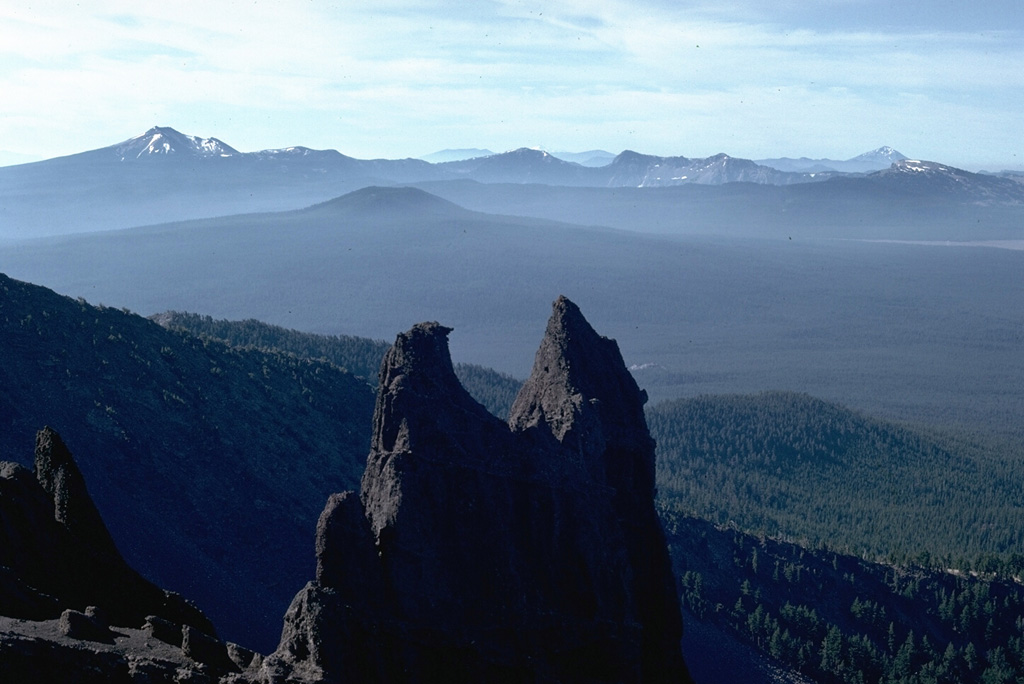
419 148 495 163
422 148 616 166
756 146 908 173
1 126 1022 240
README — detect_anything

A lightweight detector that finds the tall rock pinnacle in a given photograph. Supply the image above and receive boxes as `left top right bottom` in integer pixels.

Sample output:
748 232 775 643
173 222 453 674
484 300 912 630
509 296 685 679
34 427 121 560
509 294 656 492
261 298 693 683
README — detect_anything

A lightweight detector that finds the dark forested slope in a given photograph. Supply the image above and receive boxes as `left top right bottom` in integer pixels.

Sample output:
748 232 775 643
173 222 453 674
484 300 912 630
0 273 376 651
154 310 524 419
667 511 1024 684
150 311 391 382
651 392 1024 563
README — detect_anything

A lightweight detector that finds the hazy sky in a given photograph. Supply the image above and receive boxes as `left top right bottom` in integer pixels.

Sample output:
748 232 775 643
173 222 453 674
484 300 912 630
1 1 1021 168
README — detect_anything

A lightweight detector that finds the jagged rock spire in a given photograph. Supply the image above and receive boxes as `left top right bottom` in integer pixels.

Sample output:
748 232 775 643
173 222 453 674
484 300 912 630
509 295 656 493
263 298 692 683
368 321 500 461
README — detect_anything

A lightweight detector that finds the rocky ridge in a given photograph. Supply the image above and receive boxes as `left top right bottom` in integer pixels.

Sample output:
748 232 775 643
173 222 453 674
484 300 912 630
259 297 692 683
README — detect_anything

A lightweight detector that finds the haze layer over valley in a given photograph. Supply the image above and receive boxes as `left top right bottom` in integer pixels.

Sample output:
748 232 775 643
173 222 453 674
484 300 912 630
1 130 1021 438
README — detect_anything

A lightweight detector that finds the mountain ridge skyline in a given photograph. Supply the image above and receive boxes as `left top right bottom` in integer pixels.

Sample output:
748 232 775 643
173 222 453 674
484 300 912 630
2 126 1022 243
8 125 916 172
13 124 1023 178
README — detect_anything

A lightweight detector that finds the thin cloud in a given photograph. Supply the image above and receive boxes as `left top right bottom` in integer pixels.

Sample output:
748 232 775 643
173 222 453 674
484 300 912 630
0 0 1019 166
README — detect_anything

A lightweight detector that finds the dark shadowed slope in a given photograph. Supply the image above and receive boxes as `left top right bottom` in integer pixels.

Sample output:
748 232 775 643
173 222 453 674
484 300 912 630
0 273 375 651
1 427 211 634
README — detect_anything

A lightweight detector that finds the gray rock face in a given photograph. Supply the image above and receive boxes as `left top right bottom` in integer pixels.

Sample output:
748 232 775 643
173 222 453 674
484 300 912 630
57 608 115 644
34 427 121 558
262 297 692 683
182 624 240 673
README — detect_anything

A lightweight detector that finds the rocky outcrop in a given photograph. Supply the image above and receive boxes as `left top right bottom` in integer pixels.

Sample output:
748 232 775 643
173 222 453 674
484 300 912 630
0 613 256 683
261 297 692 683
1 427 211 632
1 427 247 680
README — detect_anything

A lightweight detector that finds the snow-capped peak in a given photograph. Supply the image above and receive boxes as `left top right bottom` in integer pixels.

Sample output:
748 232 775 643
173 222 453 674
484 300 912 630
851 146 908 163
113 126 240 161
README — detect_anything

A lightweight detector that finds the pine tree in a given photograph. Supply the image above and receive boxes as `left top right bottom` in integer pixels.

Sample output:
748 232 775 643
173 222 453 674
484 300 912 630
892 631 916 680
820 624 844 675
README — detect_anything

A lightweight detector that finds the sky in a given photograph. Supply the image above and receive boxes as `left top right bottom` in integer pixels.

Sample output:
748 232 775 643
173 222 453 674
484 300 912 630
1 0 1022 169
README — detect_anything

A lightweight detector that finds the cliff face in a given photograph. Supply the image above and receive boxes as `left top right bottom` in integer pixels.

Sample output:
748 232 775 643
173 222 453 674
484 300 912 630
263 297 692 683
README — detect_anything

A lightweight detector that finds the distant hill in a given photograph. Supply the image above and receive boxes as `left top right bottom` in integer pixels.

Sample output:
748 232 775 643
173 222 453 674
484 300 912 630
419 148 495 163
437 147 596 184
650 391 1024 561
550 149 617 166
0 272 376 651
856 158 1024 202
757 146 908 173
